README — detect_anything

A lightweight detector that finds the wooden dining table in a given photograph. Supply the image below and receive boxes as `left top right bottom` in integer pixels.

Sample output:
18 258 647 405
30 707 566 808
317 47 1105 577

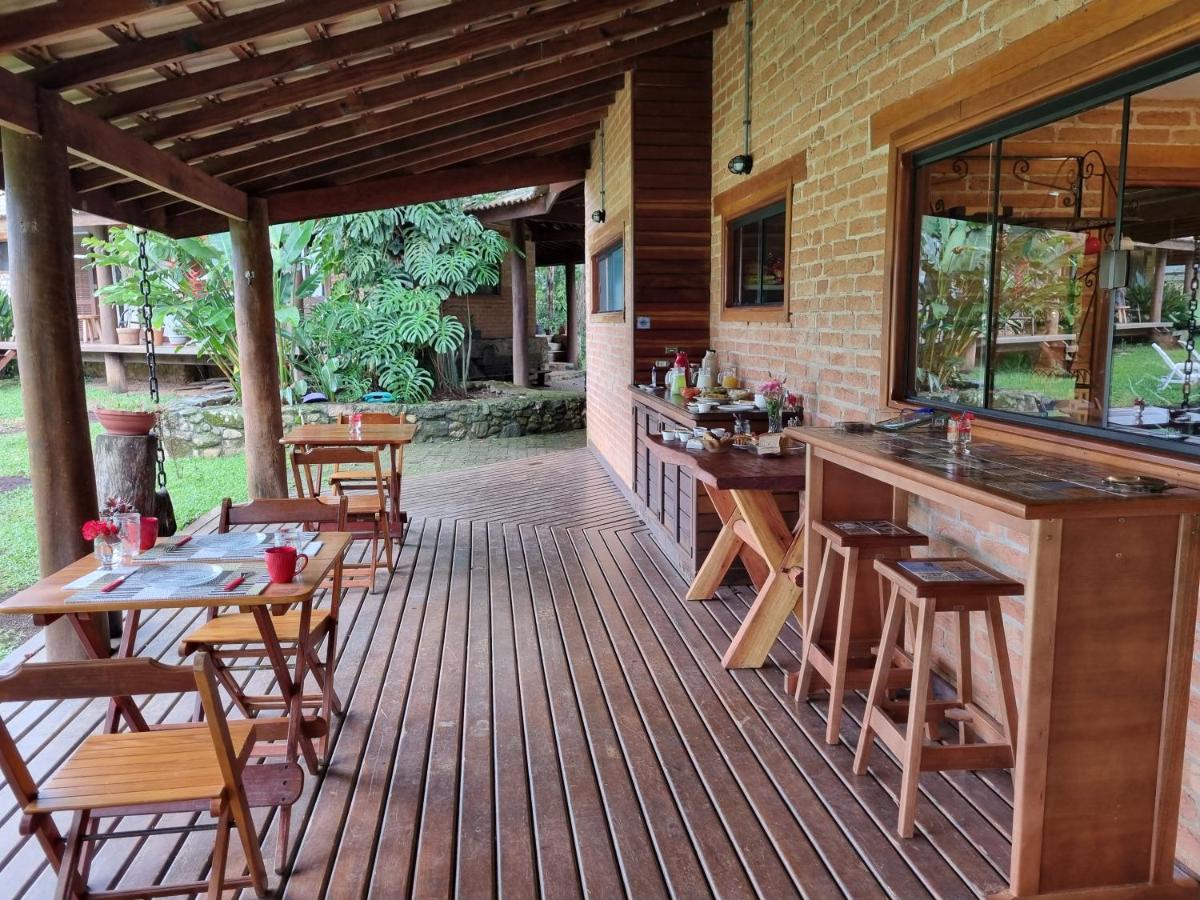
645 435 807 668
0 532 352 776
281 422 416 531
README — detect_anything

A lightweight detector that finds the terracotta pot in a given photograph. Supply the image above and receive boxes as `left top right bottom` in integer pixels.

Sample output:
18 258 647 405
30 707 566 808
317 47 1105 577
152 328 166 346
96 408 156 436
115 326 141 346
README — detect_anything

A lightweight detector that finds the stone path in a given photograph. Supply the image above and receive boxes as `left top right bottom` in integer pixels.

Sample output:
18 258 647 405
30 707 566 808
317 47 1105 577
402 429 586 475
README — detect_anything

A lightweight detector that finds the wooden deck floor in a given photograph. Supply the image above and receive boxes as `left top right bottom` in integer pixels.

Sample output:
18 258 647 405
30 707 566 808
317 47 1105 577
0 447 1016 898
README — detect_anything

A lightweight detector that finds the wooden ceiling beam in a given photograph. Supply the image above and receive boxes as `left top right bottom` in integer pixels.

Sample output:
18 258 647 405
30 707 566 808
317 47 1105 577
0 0 193 55
410 125 600 176
273 106 607 193
128 0 729 145
475 132 597 167
0 71 246 220
262 149 590 224
30 0 387 90
83 0 569 120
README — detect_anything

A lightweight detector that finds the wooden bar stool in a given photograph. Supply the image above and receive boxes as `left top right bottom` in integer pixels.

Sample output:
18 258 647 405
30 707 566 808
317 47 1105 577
854 557 1022 838
787 519 928 744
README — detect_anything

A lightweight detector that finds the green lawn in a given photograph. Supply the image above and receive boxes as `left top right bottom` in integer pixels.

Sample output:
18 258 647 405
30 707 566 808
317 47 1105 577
0 379 247 605
985 343 1193 410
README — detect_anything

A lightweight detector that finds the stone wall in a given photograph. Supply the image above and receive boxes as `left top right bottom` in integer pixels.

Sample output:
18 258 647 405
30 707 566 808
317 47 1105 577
161 388 585 458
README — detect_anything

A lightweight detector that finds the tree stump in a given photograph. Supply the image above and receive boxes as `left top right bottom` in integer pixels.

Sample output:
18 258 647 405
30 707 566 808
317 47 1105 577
94 433 158 519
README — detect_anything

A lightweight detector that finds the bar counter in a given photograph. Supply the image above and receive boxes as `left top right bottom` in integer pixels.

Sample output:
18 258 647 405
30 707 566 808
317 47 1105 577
628 385 793 577
788 424 1200 899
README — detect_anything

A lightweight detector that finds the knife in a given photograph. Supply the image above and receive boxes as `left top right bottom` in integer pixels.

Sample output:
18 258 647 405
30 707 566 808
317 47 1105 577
100 573 130 593
222 571 247 592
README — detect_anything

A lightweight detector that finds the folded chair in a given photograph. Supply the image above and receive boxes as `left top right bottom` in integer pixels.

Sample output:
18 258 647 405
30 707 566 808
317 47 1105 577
0 654 293 899
331 411 406 494
291 446 392 592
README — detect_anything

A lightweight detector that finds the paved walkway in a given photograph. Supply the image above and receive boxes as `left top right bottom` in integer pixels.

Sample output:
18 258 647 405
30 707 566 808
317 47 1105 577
402 429 586 475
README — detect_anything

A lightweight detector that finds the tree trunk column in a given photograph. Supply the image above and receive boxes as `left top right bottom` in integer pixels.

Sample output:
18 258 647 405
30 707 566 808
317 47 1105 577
510 219 530 387
565 262 581 366
1151 250 1168 325
3 110 103 660
91 226 127 393
229 198 287 498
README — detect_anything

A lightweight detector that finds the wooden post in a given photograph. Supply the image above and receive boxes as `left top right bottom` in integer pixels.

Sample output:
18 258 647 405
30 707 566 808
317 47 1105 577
91 226 127 393
565 262 580 366
229 197 287 498
2 108 104 660
1151 249 1168 325
510 218 529 387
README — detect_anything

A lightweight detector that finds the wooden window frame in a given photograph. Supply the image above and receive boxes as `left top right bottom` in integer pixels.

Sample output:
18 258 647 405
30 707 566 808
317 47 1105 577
713 151 805 324
873 5 1200 474
589 215 626 322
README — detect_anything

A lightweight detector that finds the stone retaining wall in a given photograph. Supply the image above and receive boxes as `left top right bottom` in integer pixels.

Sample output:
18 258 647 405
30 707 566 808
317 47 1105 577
160 388 585 458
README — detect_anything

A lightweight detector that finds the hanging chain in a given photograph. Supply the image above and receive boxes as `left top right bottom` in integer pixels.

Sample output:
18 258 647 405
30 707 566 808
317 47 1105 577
1180 236 1200 413
135 229 168 490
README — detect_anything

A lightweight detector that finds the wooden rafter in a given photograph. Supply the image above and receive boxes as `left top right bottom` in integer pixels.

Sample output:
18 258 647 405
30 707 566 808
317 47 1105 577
127 0 728 146
29 0 388 90
0 0 192 55
81 0 567 121
263 150 590 224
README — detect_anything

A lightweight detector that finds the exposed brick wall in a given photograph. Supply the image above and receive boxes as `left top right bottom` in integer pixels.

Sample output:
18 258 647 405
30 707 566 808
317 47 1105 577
584 0 1200 871
585 71 635 485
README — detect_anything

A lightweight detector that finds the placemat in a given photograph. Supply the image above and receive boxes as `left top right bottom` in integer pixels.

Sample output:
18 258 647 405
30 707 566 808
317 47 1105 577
67 564 270 604
137 531 321 561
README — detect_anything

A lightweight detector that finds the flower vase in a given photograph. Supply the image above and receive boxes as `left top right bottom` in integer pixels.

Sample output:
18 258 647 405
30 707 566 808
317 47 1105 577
94 537 117 570
767 406 783 434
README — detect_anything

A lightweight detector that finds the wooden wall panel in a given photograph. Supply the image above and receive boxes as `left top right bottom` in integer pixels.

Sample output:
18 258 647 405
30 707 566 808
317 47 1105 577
630 36 713 376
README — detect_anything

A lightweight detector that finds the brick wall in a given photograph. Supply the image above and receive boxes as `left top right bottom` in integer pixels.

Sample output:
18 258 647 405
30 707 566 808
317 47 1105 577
583 0 1200 870
585 71 635 484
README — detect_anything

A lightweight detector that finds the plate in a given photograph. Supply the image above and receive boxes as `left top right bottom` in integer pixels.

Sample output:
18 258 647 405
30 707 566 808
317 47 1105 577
140 563 223 587
717 403 755 412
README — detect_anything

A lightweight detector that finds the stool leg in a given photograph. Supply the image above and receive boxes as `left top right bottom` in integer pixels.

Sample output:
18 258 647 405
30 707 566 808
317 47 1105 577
853 582 903 775
794 540 833 702
955 609 974 743
985 598 1020 751
825 546 860 744
899 597 935 839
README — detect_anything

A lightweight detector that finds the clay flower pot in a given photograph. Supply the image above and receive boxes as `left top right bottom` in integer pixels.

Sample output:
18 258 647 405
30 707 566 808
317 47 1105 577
96 408 157 436
115 326 142 345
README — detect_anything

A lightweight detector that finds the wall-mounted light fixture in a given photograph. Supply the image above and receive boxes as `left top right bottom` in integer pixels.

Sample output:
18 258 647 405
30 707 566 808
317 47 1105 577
727 0 754 176
591 120 607 223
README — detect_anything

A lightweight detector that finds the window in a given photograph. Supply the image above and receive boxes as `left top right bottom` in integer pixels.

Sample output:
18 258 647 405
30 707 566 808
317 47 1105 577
595 241 624 314
727 201 787 307
901 48 1200 455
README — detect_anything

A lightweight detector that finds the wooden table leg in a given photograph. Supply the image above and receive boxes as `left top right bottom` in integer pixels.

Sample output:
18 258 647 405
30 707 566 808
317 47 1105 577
705 484 771 591
67 613 148 733
721 490 807 669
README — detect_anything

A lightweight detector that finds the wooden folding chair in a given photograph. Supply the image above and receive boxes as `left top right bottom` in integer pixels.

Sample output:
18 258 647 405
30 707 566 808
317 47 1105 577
0 654 293 899
331 411 406 487
291 446 393 592
178 497 347 755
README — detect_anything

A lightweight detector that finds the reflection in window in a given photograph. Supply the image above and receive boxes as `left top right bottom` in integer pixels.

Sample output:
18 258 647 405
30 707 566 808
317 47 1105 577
727 201 786 306
904 61 1200 453
596 241 624 313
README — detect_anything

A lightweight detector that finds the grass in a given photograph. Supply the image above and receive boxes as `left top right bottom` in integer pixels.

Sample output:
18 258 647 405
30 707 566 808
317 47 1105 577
0 379 248 602
978 343 1194 410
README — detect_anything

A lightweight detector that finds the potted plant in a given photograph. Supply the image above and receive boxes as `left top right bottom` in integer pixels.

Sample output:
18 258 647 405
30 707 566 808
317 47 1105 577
96 396 158 435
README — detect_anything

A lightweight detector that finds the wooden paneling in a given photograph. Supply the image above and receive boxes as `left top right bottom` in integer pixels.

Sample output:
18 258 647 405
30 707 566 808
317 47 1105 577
630 37 713 378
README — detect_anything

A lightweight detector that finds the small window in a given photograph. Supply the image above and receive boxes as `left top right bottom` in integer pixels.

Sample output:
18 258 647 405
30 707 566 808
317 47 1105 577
727 200 787 307
595 241 624 313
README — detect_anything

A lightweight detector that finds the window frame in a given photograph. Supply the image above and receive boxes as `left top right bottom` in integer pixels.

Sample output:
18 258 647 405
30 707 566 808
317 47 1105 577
589 216 626 320
725 200 788 311
887 42 1200 459
714 151 805 324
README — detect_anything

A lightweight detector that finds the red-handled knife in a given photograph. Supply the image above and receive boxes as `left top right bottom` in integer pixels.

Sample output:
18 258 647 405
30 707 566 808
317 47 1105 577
174 535 193 548
222 573 246 592
100 574 130 593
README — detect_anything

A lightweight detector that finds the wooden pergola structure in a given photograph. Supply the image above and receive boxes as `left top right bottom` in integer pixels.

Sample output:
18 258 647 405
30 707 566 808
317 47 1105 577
0 0 732 586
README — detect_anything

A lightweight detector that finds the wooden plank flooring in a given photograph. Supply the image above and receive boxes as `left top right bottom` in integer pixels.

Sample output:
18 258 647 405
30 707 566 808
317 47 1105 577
0 447 1017 898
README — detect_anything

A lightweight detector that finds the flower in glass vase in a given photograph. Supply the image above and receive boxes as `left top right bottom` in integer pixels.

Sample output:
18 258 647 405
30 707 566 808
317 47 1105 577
759 377 787 434
82 520 119 542
83 519 121 570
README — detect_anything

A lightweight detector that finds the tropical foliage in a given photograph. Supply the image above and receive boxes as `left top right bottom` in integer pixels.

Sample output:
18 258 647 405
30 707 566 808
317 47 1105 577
85 198 508 404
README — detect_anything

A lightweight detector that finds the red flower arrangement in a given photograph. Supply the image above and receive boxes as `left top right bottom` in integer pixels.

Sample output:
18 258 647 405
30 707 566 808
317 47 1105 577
82 520 119 542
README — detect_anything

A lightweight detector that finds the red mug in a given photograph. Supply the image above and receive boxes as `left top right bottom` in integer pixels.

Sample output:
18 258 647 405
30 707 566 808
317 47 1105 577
139 517 159 552
265 545 309 584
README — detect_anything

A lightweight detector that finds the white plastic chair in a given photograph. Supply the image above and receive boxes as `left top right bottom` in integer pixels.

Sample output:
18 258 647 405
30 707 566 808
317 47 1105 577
1152 343 1200 389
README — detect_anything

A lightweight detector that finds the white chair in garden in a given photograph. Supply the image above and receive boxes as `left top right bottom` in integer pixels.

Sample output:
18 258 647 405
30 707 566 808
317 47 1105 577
1153 342 1200 389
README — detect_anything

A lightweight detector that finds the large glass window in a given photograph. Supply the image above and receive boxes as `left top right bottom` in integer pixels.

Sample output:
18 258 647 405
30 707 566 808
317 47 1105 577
904 53 1200 453
727 201 787 307
594 241 624 313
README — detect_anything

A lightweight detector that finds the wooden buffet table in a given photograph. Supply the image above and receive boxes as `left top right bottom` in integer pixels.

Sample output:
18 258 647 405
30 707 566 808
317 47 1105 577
789 425 1200 900
646 435 806 668
629 386 791 578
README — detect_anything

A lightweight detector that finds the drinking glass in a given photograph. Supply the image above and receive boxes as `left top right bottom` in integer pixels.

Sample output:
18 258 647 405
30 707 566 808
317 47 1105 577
114 512 141 565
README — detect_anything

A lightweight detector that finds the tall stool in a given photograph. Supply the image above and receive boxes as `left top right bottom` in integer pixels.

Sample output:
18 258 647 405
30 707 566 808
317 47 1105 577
854 556 1021 838
787 519 928 744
